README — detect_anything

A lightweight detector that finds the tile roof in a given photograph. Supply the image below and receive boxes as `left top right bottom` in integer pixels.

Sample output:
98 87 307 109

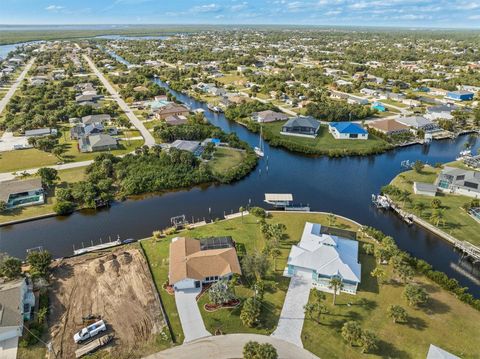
169 237 242 285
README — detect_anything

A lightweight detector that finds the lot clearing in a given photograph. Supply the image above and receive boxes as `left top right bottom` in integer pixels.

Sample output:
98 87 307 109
48 247 167 358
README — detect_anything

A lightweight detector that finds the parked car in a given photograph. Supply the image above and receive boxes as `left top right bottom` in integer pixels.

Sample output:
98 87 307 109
73 320 107 344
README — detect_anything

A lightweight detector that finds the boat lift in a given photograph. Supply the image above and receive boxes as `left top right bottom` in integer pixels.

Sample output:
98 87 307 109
264 193 310 211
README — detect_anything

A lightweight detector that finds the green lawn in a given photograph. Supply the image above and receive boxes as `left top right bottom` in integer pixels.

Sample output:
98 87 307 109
207 147 247 176
0 166 87 224
262 122 392 156
138 211 478 357
389 165 480 245
0 148 59 172
140 212 359 343
0 136 143 173
302 249 480 358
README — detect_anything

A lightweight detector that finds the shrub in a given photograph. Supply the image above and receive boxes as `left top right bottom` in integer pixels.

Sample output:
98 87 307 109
240 298 261 327
249 207 266 218
403 284 429 307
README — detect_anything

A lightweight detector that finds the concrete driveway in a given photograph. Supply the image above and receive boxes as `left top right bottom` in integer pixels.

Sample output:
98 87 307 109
271 274 312 348
174 288 211 343
145 333 318 359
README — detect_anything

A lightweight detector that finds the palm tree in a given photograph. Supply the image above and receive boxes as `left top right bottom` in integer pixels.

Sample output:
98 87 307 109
430 208 445 227
329 276 344 305
413 202 426 216
399 190 411 208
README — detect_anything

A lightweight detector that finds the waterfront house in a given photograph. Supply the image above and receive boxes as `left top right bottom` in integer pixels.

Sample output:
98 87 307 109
252 110 289 123
436 167 480 198
281 117 320 138
425 104 457 121
0 278 36 359
368 119 410 136
78 134 118 153
329 122 368 140
396 116 439 133
284 222 361 295
75 93 103 104
165 115 188 126
168 140 202 155
168 237 242 291
0 178 44 210
445 90 474 102
155 104 189 120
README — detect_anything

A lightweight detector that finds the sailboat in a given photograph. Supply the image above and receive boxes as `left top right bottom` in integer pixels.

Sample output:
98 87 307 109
254 126 265 157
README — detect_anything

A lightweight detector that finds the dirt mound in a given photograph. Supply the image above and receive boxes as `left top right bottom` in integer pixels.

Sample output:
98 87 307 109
118 252 132 265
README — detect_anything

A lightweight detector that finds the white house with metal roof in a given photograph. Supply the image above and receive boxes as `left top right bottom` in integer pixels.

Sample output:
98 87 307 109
284 222 361 295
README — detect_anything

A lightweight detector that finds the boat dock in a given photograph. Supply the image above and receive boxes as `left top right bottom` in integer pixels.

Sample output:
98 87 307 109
73 239 122 256
454 241 480 264
264 193 310 211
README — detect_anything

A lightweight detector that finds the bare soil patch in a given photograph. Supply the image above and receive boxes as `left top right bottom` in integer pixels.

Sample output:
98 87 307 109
48 248 165 358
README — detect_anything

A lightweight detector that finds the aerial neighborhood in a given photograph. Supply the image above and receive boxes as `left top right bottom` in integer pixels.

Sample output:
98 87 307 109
0 20 479 359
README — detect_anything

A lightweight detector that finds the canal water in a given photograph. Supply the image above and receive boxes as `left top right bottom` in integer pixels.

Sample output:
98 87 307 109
1 50 480 296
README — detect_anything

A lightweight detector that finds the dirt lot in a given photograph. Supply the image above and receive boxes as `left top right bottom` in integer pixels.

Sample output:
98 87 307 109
49 247 166 358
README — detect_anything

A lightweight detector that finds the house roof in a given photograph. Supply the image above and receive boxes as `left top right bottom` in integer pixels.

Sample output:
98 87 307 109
287 222 361 283
395 116 433 128
368 119 409 133
165 115 188 126
88 134 117 148
427 104 457 114
24 128 52 136
329 122 368 135
283 117 320 130
157 104 189 115
169 237 242 284
426 345 459 359
0 178 43 202
253 110 289 122
82 114 111 125
170 140 201 152
0 279 25 333
440 167 480 190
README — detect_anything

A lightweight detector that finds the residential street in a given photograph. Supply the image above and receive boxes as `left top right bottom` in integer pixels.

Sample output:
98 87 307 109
145 333 318 359
271 274 312 348
174 288 211 343
0 160 94 182
82 53 156 147
0 57 35 115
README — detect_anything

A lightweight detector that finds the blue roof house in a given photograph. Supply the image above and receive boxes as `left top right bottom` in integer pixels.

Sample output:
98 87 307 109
445 90 474 102
329 122 369 140
372 101 386 112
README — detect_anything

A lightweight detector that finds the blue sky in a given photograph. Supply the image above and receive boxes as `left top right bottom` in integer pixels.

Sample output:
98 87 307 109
1 0 480 28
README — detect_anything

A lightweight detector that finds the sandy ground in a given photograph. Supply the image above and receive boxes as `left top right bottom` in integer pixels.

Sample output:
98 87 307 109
48 248 165 358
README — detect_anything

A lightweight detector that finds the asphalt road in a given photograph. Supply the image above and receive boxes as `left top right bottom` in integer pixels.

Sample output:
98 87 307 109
82 54 156 147
0 57 35 115
145 334 319 359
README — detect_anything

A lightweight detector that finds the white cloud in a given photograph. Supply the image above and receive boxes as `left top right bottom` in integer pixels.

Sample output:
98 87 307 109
190 3 222 13
45 5 64 12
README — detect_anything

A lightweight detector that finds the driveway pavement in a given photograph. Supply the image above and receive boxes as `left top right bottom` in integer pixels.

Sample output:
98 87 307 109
0 132 29 152
145 333 318 359
174 288 211 343
271 274 312 348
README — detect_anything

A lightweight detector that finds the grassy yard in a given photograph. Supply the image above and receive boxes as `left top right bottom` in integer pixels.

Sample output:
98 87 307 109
215 73 245 86
0 148 59 172
140 212 359 344
262 122 392 156
389 165 480 245
207 147 247 176
0 136 143 173
302 248 480 358
0 166 87 224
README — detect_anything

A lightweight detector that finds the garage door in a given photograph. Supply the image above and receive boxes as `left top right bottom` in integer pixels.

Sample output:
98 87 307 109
295 267 312 279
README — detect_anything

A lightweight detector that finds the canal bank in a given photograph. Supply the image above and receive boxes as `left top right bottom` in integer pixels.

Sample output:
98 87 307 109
1 49 480 297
